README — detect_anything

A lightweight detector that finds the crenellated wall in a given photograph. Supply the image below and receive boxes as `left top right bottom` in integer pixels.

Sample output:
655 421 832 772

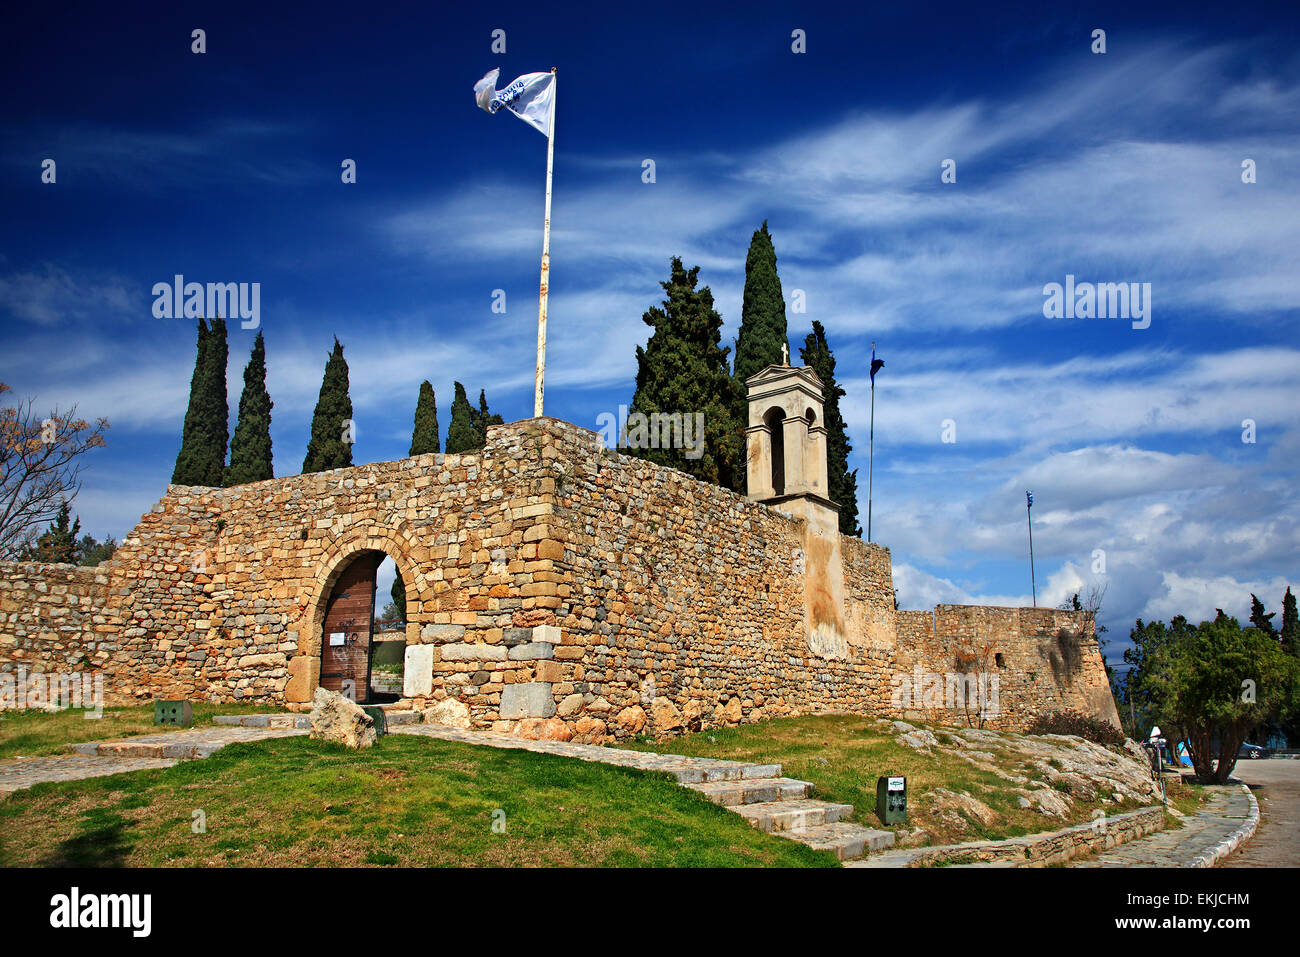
0 417 1119 737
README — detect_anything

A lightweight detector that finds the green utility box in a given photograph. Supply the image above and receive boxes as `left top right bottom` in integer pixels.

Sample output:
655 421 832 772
362 706 388 737
876 775 907 825
153 700 193 727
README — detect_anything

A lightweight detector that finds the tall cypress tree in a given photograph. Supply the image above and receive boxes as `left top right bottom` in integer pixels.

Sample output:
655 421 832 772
32 501 80 563
172 318 210 485
732 221 789 387
1281 587 1299 658
225 331 274 486
627 257 741 487
409 381 440 456
801 320 861 536
302 337 354 473
1250 594 1277 637
390 574 406 623
445 382 478 453
171 316 228 486
472 389 505 447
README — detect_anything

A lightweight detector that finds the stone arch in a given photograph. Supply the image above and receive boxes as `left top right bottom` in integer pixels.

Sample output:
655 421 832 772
307 527 429 656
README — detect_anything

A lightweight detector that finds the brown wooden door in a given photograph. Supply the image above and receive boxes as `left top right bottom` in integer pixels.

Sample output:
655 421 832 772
320 553 381 703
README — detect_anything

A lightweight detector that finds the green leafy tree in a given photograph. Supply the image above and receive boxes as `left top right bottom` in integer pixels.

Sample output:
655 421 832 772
225 331 274 486
1167 614 1300 783
32 500 79 563
302 338 353 473
171 317 229 486
1249 593 1277 638
75 533 117 566
409 381 440 456
445 382 479 454
628 257 742 487
1121 615 1194 739
800 320 860 535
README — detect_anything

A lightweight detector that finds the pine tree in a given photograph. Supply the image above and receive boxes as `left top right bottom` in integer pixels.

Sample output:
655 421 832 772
409 381 440 456
1249 594 1277 637
800 320 861 536
173 317 229 486
33 501 79 563
445 382 479 454
1280 587 1299 657
627 257 742 487
225 331 274 486
302 337 354 473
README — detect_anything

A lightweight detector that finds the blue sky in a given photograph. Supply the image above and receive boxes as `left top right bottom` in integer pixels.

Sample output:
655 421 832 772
2 1 1298 668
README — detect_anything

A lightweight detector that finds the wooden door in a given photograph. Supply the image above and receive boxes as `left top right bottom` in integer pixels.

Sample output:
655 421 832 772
320 553 381 702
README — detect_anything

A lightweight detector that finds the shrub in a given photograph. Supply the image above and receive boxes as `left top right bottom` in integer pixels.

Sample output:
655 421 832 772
1027 710 1124 745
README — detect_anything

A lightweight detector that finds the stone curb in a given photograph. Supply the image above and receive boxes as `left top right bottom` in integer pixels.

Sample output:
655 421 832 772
1188 784 1258 868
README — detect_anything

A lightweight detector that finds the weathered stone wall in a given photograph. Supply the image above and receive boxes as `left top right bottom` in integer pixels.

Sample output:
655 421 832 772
0 417 1119 737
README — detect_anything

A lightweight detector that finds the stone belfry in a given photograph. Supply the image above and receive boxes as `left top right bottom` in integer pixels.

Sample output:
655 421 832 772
745 357 850 659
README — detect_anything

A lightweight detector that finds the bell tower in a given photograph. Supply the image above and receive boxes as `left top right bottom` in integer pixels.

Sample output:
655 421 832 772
745 360 850 659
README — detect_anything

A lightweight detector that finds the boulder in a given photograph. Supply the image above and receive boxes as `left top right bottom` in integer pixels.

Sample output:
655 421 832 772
424 697 471 730
929 788 999 828
516 717 572 741
614 705 646 734
650 697 684 733
309 688 377 749
573 716 607 743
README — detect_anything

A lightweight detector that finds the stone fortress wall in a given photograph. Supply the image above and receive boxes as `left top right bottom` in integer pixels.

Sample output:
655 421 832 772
0 407 1119 740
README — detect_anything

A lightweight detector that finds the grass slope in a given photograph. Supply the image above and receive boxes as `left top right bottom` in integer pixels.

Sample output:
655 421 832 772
0 734 837 868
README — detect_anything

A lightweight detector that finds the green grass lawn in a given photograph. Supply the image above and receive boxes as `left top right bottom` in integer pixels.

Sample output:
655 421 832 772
0 703 282 760
0 734 838 868
619 714 1177 845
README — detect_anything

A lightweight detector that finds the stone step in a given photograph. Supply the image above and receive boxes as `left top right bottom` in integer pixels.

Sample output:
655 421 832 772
381 710 421 726
72 740 224 760
782 821 897 861
685 777 813 807
212 714 311 729
670 762 783 784
734 798 855 833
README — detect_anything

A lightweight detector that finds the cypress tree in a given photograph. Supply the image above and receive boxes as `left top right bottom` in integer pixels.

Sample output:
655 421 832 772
172 318 211 485
171 316 229 486
732 221 789 387
472 389 505 447
409 381 440 456
1249 594 1277 637
225 331 274 486
390 574 406 623
445 382 478 453
627 257 742 487
302 337 354 473
801 320 861 536
1281 587 1299 657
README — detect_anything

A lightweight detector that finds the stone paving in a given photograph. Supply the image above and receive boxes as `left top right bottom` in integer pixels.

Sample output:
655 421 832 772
1071 784 1256 868
0 755 178 794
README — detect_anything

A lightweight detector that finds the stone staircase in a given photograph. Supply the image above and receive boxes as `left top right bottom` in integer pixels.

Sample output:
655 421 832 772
670 760 895 861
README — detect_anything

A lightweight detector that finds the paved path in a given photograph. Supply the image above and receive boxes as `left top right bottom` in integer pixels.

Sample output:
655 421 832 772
1220 760 1300 867
0 755 178 794
1072 784 1255 867
0 725 307 794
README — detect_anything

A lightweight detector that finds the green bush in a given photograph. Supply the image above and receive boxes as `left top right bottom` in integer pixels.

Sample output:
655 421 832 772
1027 710 1123 745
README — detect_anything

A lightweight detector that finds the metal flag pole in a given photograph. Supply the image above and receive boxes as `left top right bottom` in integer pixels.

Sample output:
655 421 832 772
533 68 557 419
867 341 876 542
1026 490 1037 607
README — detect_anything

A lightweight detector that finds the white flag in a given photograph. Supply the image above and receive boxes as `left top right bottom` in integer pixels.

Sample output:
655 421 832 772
473 68 555 138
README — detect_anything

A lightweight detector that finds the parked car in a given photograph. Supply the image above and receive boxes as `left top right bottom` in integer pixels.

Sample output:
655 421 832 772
1238 743 1269 759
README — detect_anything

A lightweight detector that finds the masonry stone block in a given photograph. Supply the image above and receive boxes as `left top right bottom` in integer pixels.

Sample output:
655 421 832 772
404 643 434 698
439 642 507 661
508 641 554 661
500 682 556 719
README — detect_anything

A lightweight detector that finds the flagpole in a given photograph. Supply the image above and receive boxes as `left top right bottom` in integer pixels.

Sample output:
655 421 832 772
867 341 876 543
534 68 556 419
1027 491 1037 608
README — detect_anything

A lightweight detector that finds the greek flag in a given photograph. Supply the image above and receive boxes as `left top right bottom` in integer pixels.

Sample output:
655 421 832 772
1026 491 1034 509
870 345 884 383
473 68 555 137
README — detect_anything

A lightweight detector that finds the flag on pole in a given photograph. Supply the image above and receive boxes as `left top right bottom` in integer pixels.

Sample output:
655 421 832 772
870 345 884 382
1026 490 1033 509
473 68 555 137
